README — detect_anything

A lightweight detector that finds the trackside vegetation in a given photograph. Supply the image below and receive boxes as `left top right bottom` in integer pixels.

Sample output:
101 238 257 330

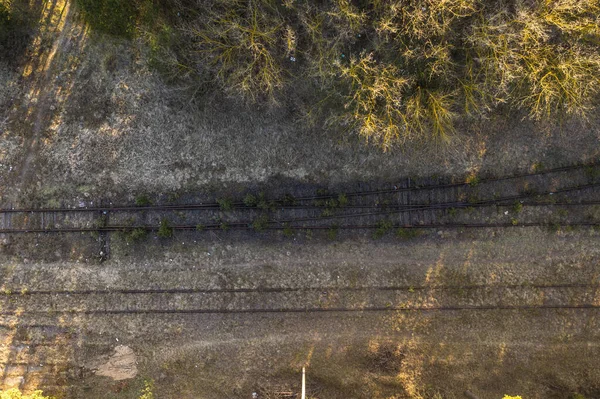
21 0 600 149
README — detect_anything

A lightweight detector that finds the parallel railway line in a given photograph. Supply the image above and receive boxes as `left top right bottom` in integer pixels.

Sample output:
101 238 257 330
0 161 598 234
0 283 598 315
0 161 599 393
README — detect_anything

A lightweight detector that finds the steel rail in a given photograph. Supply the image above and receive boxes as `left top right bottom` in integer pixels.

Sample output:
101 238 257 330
1 221 599 234
0 182 598 233
2 283 598 296
1 304 599 315
260 182 600 226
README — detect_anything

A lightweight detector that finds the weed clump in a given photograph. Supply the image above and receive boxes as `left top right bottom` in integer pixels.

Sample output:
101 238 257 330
217 198 234 211
157 218 173 238
327 224 339 240
135 194 151 206
124 227 148 244
396 227 422 239
337 194 349 207
282 223 294 237
513 201 523 213
251 214 270 232
373 220 393 239
243 194 258 207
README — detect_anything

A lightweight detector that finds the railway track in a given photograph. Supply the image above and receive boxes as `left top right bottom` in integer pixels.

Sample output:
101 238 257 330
1 282 598 391
0 283 598 315
0 161 598 235
0 161 598 394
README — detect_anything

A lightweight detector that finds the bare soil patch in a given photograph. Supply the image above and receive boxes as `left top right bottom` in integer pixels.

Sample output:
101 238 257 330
94 346 138 381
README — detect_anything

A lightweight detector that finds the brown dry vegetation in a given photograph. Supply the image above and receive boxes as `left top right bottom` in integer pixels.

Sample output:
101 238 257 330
165 0 600 149
1 0 600 152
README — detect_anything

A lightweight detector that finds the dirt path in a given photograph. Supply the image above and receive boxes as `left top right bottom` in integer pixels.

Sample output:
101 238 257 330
17 0 74 187
13 0 74 192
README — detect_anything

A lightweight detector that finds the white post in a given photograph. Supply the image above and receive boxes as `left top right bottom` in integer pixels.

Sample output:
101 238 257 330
301 367 306 399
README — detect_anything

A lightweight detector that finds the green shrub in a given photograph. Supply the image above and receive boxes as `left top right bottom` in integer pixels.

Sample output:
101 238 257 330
157 218 173 238
256 193 276 211
282 223 294 237
189 0 286 101
282 194 297 206
0 1 31 60
251 214 270 232
217 198 234 211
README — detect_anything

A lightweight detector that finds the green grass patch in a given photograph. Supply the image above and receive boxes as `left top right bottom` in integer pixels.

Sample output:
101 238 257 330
74 0 140 37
